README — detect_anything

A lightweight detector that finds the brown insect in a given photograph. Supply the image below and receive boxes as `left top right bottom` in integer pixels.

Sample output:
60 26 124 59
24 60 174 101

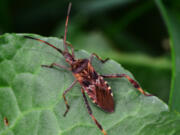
4 117 8 126
24 3 152 135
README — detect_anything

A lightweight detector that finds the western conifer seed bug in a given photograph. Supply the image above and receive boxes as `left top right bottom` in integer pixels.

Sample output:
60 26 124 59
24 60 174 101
24 2 152 135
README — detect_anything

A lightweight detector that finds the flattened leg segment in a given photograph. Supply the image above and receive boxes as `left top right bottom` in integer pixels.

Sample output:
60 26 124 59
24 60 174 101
81 88 107 135
102 74 152 96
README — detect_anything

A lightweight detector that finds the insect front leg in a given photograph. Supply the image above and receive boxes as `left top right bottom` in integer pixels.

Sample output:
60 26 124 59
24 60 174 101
61 36 75 57
102 74 152 96
81 88 107 135
90 53 109 64
65 42 75 57
41 63 71 71
63 80 78 117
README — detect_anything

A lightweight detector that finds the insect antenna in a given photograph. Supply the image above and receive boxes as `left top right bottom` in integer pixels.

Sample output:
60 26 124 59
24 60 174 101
24 36 63 54
63 2 72 52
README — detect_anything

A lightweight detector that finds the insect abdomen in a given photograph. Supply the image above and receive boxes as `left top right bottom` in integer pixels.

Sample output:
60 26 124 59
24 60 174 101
73 62 114 113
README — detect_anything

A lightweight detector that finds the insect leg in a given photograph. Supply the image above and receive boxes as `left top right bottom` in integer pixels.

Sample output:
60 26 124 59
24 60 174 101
81 88 107 135
63 80 78 117
90 53 109 64
41 63 71 71
60 35 74 57
65 42 75 57
102 74 152 96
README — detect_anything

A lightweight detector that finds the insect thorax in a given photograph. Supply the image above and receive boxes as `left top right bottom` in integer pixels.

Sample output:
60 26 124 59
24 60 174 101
72 59 99 87
71 59 89 73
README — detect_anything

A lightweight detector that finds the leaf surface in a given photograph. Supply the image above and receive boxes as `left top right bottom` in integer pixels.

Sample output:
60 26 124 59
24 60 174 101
0 33 180 135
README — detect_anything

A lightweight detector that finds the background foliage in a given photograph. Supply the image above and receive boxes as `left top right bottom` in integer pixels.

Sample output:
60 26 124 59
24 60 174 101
0 0 173 103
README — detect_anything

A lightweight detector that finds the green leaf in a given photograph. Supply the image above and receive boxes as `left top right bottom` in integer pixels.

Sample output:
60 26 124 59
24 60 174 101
0 33 180 135
155 0 180 112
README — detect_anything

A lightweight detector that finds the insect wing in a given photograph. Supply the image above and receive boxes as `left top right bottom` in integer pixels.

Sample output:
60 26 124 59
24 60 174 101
85 75 114 113
95 82 114 113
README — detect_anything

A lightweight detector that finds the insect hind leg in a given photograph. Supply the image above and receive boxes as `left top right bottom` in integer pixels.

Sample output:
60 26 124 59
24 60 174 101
102 74 152 96
81 88 107 135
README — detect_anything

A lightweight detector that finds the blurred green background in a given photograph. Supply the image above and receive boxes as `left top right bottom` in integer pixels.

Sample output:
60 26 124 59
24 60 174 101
0 0 174 103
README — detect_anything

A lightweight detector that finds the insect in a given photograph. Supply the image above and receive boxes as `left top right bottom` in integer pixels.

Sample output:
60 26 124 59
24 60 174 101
24 3 152 135
4 117 8 126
